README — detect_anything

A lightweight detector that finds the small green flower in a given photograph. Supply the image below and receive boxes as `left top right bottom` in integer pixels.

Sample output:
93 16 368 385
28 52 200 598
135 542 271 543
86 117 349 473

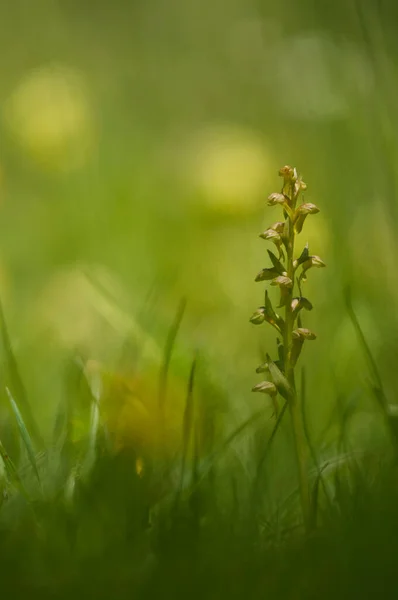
271 275 293 289
292 328 317 340
267 192 287 206
249 307 266 325
278 165 296 182
291 297 313 317
252 381 278 396
259 229 281 242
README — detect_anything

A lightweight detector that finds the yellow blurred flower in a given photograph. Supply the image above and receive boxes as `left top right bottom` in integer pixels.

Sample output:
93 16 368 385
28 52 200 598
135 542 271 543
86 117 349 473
100 366 188 459
3 64 96 172
184 124 274 215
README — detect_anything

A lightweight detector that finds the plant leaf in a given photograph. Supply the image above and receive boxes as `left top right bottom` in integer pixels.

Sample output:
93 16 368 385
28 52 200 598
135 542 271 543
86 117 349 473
266 355 293 401
255 268 279 282
296 243 310 267
264 291 285 333
267 250 286 275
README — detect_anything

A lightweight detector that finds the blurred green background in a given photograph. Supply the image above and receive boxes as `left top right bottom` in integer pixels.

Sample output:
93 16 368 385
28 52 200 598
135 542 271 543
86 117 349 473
0 0 398 452
4 3 398 598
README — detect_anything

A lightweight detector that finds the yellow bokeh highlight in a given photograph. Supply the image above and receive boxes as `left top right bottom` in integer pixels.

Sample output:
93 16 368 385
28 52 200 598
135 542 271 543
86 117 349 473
185 124 274 215
100 367 188 459
3 64 96 172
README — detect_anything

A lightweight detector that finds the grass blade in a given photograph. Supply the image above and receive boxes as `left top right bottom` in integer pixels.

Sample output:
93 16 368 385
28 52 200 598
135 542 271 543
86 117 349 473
6 387 40 484
344 287 398 455
0 299 43 448
175 354 197 509
300 367 332 523
158 297 187 415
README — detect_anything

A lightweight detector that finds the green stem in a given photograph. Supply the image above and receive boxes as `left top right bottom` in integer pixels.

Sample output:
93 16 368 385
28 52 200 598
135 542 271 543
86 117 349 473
283 183 311 534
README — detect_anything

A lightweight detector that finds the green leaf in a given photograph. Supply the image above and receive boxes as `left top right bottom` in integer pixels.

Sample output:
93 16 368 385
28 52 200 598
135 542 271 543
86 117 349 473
255 267 279 282
267 249 286 275
291 338 304 367
282 218 290 246
266 355 293 401
264 291 285 333
296 243 310 267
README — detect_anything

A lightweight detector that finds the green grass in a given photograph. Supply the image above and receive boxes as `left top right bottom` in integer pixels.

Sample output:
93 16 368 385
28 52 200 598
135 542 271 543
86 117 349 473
0 291 397 599
2 1 398 597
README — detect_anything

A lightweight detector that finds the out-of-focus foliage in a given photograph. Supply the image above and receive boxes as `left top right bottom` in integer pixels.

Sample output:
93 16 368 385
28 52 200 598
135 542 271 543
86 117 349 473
0 0 398 472
2 1 398 597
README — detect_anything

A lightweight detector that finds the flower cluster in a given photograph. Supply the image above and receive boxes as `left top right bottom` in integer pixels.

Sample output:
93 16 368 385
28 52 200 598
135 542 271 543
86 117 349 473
250 165 325 400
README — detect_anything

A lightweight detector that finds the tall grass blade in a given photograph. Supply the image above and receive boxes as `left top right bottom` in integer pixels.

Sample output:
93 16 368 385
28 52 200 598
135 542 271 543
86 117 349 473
189 417 201 542
81 367 102 478
300 367 332 523
0 438 20 485
0 299 43 448
345 287 398 454
6 387 40 484
158 297 187 415
184 408 265 501
345 286 386 408
175 354 197 509
252 400 289 504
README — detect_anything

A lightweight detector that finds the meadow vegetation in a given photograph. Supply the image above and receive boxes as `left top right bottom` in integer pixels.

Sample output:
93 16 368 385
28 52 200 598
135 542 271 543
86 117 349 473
1 1 398 598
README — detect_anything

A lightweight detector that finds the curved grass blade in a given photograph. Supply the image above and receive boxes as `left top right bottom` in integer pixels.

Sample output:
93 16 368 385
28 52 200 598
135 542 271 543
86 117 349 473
345 286 398 456
345 287 386 409
81 365 103 478
180 356 197 487
251 399 289 505
0 438 31 501
0 300 43 448
6 387 40 484
158 297 187 443
300 367 332 524
181 408 266 500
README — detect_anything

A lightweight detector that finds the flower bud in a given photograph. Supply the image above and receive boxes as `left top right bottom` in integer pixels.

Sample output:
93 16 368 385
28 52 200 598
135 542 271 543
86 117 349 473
299 180 307 191
292 328 316 340
278 165 295 181
293 205 319 234
267 192 287 206
271 275 293 289
250 307 266 325
301 255 326 273
310 255 326 267
291 297 313 316
256 362 270 374
259 229 281 242
296 203 320 216
293 176 307 196
270 221 285 233
252 381 278 396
